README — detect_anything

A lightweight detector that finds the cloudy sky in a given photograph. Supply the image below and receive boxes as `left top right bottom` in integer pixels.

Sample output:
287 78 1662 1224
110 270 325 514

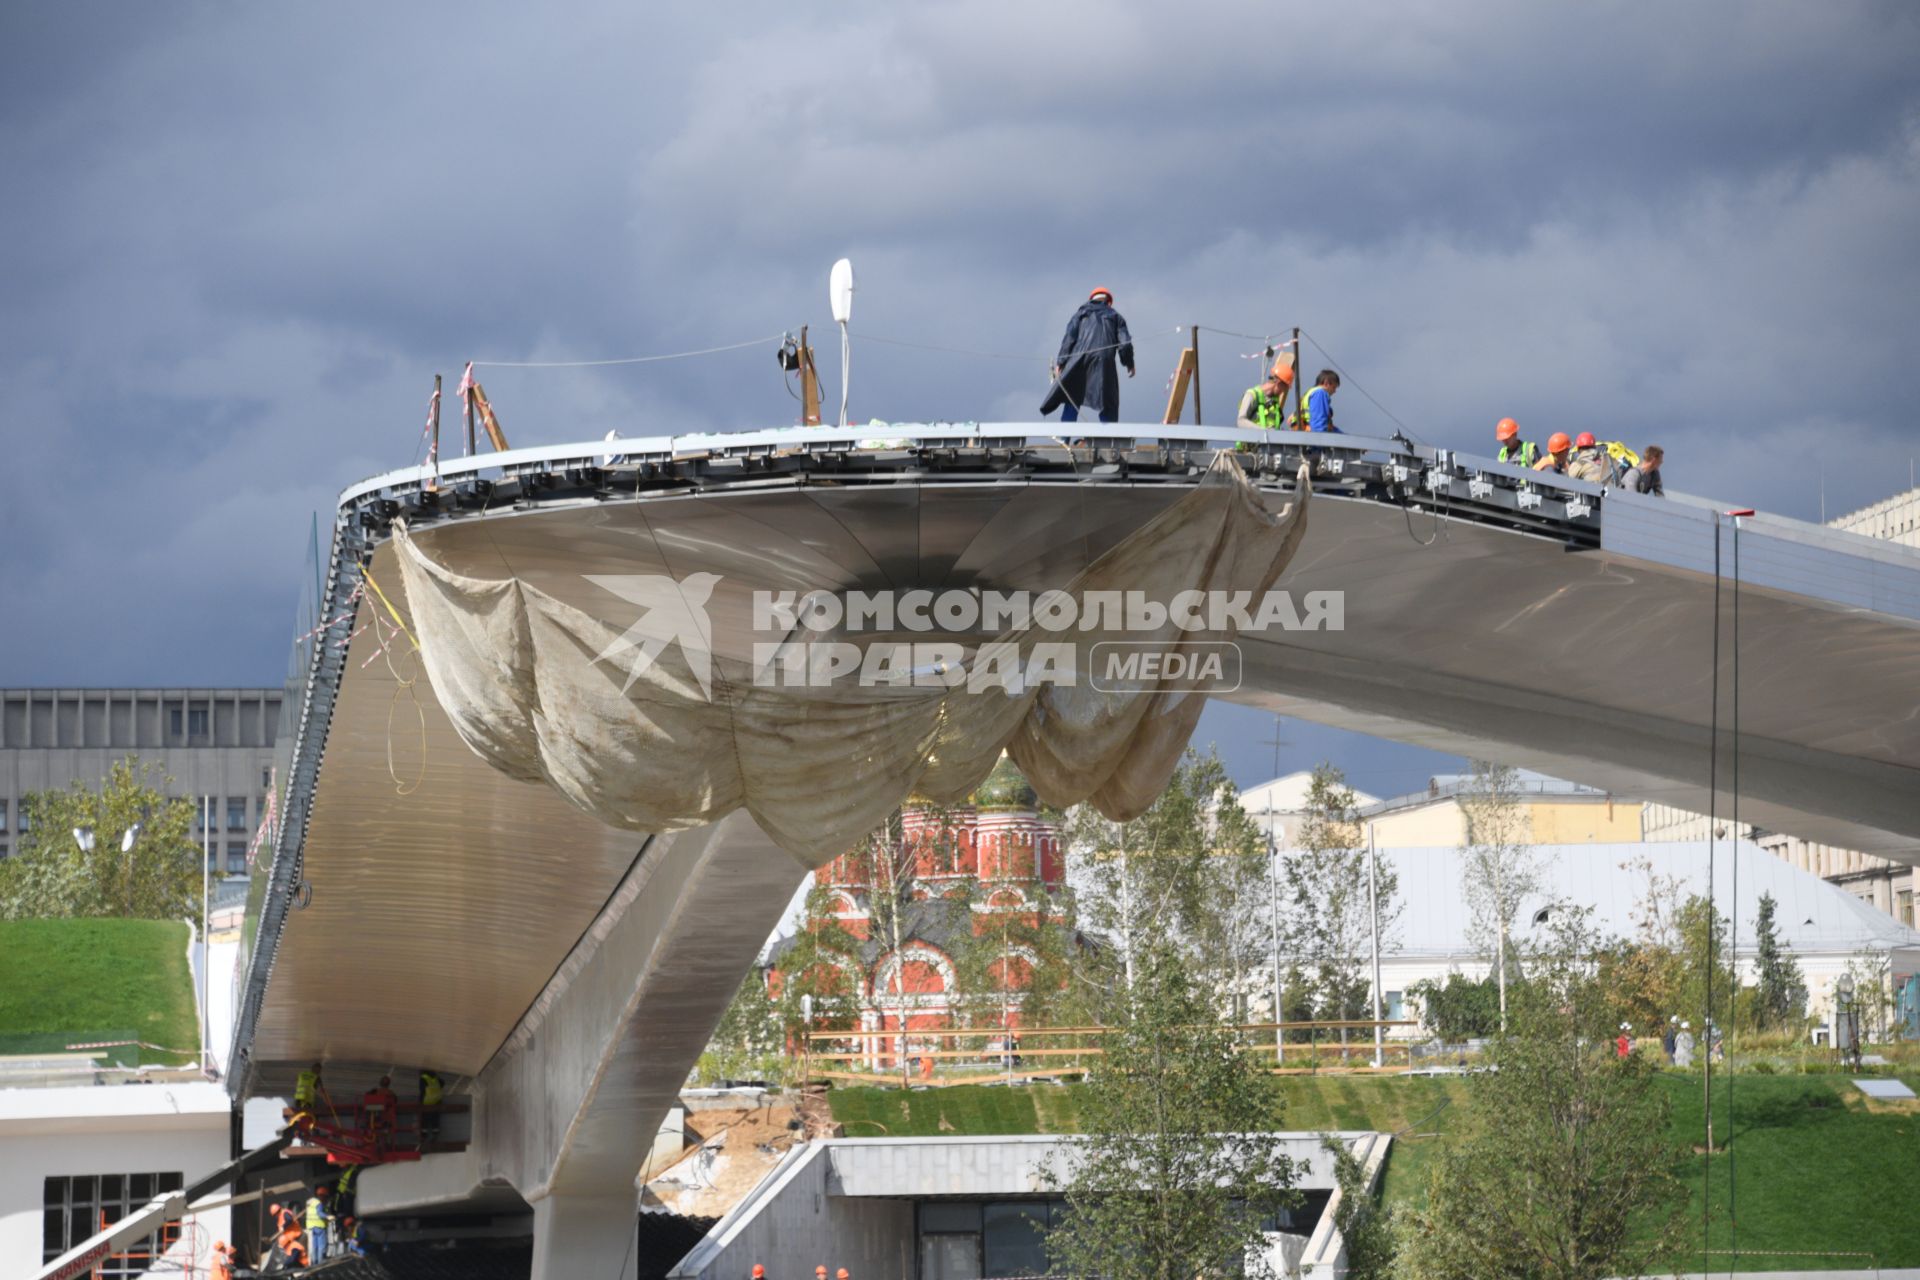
4 1 1917 796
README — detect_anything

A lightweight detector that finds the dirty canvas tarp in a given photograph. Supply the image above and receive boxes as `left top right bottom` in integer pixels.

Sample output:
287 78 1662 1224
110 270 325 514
389 455 1309 864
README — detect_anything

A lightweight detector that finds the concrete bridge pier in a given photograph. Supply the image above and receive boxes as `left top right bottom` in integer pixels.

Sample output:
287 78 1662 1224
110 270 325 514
466 810 812 1280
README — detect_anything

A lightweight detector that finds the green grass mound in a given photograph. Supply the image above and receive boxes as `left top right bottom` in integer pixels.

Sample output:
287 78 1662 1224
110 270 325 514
0 919 198 1066
828 1070 1920 1269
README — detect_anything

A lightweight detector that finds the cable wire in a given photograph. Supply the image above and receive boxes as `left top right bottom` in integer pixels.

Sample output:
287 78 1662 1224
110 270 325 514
1704 513 1722 1264
1728 514 1743 1271
1301 329 1425 444
470 333 787 368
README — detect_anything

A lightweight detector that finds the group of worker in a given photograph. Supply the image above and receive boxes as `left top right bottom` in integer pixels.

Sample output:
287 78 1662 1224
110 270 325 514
751 1263 854 1280
262 1185 365 1271
291 1061 446 1151
1496 418 1665 494
1042 288 1674 497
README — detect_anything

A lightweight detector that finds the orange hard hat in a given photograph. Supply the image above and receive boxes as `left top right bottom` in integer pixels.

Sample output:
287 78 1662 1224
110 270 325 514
754 1268 766 1277
1547 432 1571 453
1088 286 1113 302
816 1269 828 1276
1269 359 1295 385
1496 418 1520 441
1574 431 1596 448
838 1271 851 1279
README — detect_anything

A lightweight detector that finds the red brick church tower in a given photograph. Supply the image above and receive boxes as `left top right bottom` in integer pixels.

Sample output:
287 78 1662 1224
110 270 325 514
779 755 1069 1063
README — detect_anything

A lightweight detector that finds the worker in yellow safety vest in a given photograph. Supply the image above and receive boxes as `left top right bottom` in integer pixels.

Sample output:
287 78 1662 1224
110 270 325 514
1495 418 1538 468
1236 368 1293 431
304 1186 333 1262
419 1068 445 1144
294 1061 323 1111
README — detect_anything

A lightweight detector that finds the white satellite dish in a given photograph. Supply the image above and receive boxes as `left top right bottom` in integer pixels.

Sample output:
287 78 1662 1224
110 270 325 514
829 258 855 429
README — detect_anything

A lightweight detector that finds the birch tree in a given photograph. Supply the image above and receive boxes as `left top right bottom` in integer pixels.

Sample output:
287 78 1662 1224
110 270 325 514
1457 761 1542 1032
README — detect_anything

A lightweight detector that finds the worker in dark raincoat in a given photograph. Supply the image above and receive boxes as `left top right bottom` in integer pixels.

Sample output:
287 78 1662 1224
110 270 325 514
1042 287 1134 423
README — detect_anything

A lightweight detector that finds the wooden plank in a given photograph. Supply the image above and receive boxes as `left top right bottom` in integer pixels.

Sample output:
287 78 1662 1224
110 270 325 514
1163 347 1197 424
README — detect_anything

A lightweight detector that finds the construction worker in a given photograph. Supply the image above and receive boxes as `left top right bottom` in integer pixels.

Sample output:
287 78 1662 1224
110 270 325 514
837 1269 851 1280
1042 287 1134 424
419 1067 445 1144
342 1217 367 1257
305 1186 333 1261
1565 432 1613 484
268 1201 304 1268
1533 432 1572 474
1295 370 1340 431
1495 418 1537 468
1620 444 1665 496
1236 369 1291 431
334 1163 358 1220
752 1266 767 1280
814 1266 828 1280
211 1240 237 1280
294 1061 323 1112
363 1074 400 1150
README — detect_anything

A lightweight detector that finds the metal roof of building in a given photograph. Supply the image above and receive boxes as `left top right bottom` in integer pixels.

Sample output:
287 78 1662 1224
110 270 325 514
1379 839 1920 961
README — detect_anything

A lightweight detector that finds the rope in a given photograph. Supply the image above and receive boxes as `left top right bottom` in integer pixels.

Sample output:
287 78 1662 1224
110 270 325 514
469 333 787 369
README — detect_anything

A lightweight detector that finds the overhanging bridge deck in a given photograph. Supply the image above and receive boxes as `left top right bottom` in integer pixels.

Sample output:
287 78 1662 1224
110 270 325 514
230 422 1920 1212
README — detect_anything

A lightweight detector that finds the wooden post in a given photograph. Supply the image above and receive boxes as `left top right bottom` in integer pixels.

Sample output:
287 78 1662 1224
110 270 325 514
427 373 442 490
1190 324 1201 424
1291 326 1303 426
464 375 477 457
1162 347 1197 425
470 383 511 452
799 325 822 426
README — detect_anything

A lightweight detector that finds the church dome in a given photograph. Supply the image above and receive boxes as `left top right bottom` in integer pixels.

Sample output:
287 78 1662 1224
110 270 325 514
971 754 1037 812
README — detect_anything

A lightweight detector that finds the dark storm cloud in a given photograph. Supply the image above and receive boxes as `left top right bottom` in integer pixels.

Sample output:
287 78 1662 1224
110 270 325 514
3 0 1918 795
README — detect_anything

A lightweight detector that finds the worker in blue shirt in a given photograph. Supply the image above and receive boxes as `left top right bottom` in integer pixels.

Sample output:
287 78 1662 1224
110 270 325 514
1294 370 1340 431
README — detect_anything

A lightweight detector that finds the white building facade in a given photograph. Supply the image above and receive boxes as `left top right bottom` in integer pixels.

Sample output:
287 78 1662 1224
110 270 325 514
1376 839 1920 1040
0 1083 232 1279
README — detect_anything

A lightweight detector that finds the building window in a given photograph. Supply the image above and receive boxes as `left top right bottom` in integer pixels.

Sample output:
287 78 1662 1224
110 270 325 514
169 708 182 739
1899 889 1915 928
0 842 9 860
0 799 7 830
1385 990 1406 1022
17 807 28 833
43 1172 184 1276
188 707 209 738
227 843 249 874
227 798 248 831
261 766 272 790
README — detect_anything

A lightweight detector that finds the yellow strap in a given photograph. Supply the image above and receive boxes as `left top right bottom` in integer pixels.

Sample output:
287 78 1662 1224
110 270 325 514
361 569 420 652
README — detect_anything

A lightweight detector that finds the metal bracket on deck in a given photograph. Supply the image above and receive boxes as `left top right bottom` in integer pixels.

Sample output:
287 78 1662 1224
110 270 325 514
1517 487 1544 512
1469 474 1494 501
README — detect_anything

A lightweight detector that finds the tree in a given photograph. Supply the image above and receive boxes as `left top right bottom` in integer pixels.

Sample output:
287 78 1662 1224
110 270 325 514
1749 892 1805 1031
1063 749 1269 1021
1407 971 1503 1041
1457 761 1542 1031
0 758 202 922
700 967 786 1085
1044 941 1296 1280
1397 910 1684 1280
947 868 1077 1035
1323 1134 1397 1280
842 808 945 1087
1281 764 1400 1052
770 883 865 1049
